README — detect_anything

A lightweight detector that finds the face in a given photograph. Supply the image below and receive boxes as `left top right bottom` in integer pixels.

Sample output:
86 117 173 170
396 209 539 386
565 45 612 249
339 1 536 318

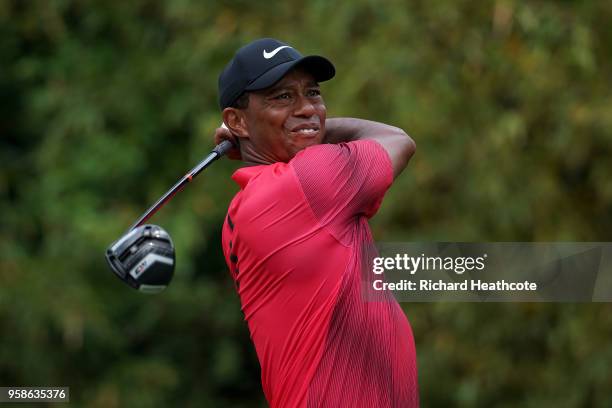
239 68 326 163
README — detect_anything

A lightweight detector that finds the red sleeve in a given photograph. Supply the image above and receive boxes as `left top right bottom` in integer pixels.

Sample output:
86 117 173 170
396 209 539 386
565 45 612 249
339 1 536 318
290 139 393 229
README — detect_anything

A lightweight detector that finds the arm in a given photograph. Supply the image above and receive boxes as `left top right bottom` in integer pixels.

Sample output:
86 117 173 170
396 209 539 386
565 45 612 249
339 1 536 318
324 118 416 179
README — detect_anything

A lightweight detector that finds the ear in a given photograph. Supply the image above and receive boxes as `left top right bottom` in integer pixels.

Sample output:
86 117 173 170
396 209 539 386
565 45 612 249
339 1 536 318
222 108 249 140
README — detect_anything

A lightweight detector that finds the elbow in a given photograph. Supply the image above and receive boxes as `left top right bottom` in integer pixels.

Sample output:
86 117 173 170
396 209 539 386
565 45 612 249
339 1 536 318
405 133 416 160
395 127 416 161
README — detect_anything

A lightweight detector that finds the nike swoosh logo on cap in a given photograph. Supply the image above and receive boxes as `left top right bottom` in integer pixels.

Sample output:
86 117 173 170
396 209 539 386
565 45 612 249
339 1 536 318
263 46 291 59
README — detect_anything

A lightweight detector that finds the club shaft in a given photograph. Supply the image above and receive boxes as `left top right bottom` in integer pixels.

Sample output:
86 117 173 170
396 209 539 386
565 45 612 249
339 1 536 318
128 140 233 232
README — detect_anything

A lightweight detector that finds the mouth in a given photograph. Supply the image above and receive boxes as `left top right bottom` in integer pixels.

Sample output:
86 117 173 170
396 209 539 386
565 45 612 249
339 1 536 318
289 123 321 138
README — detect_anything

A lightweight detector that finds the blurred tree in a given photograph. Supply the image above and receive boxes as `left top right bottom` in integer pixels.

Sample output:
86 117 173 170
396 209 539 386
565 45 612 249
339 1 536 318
1 0 611 406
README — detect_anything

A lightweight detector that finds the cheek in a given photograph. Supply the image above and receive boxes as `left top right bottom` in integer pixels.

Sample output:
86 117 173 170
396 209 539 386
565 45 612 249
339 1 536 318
317 104 326 140
250 111 285 145
317 101 326 117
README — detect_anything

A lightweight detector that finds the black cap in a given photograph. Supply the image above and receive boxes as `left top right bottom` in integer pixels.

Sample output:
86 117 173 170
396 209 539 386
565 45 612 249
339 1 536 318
218 38 335 109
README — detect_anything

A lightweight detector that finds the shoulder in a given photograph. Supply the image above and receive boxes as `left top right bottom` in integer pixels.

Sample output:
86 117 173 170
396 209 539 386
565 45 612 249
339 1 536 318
290 140 391 178
291 140 385 166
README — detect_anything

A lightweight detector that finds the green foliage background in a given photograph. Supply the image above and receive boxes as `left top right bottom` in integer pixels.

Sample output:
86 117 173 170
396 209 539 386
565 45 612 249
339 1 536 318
2 0 612 406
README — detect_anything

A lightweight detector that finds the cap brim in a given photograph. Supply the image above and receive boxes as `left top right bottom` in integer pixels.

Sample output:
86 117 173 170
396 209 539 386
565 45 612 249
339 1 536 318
245 55 335 92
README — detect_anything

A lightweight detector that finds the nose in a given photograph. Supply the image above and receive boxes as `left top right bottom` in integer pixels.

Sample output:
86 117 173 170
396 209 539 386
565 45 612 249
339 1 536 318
293 94 316 118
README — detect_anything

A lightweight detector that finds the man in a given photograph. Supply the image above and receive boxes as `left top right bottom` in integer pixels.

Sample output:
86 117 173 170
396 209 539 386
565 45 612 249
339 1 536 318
215 38 418 407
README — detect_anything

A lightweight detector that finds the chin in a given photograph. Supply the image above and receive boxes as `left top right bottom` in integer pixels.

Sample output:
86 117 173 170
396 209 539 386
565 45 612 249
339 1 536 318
284 141 316 161
297 138 322 151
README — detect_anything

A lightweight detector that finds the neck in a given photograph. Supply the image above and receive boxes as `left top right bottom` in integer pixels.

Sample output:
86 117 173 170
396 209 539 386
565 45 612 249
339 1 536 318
240 142 281 166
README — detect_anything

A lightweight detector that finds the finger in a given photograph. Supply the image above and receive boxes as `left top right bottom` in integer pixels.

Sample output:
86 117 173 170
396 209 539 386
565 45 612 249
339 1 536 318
214 127 230 143
214 125 241 160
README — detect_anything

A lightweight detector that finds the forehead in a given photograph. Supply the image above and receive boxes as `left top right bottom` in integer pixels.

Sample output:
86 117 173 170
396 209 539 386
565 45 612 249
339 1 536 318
262 68 318 93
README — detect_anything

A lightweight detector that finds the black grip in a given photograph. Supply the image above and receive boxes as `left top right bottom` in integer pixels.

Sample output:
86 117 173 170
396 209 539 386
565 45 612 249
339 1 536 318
213 140 235 157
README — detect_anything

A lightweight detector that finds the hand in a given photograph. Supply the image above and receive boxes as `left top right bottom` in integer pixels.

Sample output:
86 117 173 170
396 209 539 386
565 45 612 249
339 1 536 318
214 124 242 160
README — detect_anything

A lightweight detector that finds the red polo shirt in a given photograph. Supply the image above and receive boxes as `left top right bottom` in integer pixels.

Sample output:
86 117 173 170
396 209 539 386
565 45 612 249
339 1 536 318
221 140 418 407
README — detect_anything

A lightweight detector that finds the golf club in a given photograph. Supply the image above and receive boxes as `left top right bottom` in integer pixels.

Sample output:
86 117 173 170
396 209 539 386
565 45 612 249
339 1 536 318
105 139 234 293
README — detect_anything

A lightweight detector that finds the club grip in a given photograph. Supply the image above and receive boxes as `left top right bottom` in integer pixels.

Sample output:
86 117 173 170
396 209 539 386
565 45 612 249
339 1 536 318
213 140 235 157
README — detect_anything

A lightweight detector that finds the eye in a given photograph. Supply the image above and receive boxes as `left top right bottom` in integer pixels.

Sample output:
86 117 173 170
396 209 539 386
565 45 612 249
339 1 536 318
274 92 291 100
307 89 321 97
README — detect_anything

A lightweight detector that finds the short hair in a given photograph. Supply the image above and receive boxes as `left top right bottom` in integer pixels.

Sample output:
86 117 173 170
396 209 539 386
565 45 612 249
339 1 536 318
230 92 250 109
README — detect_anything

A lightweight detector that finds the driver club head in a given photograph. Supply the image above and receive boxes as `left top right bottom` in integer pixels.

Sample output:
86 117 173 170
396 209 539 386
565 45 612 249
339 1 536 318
105 224 175 294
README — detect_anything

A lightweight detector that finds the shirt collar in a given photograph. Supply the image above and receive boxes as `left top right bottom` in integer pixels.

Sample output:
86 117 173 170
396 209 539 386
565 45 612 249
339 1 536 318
231 165 269 189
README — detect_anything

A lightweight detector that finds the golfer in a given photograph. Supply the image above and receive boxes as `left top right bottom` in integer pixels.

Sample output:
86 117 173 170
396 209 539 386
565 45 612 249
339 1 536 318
215 38 418 407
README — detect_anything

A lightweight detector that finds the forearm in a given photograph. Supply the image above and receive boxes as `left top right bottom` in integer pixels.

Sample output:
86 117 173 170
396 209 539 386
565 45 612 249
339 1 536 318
324 117 407 143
